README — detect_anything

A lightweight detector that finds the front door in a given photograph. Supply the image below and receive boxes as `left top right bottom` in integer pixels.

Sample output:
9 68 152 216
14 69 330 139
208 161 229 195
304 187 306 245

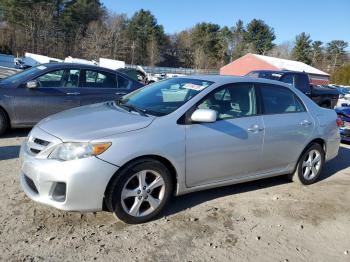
13 69 81 125
185 83 265 187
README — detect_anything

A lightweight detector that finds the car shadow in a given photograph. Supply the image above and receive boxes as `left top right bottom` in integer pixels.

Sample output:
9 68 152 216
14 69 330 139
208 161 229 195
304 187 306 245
319 143 350 181
1 128 31 138
0 145 21 160
162 143 350 218
0 129 30 161
162 175 290 217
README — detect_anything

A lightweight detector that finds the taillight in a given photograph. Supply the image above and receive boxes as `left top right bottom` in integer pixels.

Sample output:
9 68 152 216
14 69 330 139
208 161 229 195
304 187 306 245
336 117 343 127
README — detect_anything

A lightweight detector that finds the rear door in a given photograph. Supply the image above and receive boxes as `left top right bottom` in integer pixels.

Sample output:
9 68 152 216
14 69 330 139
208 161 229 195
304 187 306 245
13 68 81 125
257 83 315 172
79 69 133 105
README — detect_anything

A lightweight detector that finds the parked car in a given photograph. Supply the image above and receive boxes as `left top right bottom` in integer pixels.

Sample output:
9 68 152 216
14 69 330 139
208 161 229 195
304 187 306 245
335 107 350 142
117 68 148 84
19 76 340 223
329 85 350 107
0 63 144 135
246 70 339 108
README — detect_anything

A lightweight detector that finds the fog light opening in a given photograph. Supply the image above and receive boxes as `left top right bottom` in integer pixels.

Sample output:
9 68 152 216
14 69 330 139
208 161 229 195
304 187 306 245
51 182 66 202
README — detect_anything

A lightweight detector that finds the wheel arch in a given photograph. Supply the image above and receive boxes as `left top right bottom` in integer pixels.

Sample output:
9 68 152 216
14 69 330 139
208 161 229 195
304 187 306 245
103 154 178 210
319 99 331 108
0 105 11 129
293 138 326 172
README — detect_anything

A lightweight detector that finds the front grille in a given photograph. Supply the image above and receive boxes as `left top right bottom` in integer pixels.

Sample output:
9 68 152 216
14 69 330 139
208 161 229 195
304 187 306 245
30 148 41 154
24 175 38 194
27 136 51 155
33 138 50 147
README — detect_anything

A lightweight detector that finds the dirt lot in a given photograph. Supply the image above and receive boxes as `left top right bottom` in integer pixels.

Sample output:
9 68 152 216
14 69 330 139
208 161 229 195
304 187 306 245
0 130 349 262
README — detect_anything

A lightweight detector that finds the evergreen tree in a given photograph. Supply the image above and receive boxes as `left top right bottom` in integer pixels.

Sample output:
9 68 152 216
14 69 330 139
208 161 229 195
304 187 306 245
127 9 166 65
326 40 348 72
231 19 246 60
311 40 323 67
292 32 312 64
244 19 275 55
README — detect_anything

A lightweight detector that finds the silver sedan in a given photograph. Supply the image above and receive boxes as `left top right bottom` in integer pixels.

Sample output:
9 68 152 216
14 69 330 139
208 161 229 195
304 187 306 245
19 76 340 224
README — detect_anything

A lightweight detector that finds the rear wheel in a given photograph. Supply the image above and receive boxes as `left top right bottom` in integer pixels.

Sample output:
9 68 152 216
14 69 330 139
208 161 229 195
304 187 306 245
105 159 173 224
0 109 9 136
320 102 330 108
289 143 325 185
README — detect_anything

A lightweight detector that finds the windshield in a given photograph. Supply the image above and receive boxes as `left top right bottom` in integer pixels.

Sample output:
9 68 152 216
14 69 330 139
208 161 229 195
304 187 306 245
0 65 47 84
118 78 213 116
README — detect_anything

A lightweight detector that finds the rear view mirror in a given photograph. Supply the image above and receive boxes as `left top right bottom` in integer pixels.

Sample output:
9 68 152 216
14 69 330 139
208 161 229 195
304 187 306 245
191 109 217 123
26 80 38 89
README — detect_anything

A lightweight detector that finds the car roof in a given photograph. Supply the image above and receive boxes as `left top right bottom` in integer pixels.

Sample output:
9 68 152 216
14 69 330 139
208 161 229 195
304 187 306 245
179 74 292 87
39 62 115 72
248 70 305 74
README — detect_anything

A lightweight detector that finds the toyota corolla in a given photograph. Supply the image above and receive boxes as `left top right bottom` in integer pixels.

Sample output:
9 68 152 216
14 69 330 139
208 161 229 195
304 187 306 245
19 76 340 224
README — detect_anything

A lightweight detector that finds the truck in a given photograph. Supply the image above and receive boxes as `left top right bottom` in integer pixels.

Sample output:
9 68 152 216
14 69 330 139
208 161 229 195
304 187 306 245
246 70 339 109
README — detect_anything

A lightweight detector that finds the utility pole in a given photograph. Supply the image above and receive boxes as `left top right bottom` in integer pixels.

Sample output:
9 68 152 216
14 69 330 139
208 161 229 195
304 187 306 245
131 41 135 65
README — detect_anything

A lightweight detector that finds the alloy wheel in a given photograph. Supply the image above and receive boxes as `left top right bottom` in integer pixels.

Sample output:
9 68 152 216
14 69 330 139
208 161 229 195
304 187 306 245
121 170 165 217
302 149 321 180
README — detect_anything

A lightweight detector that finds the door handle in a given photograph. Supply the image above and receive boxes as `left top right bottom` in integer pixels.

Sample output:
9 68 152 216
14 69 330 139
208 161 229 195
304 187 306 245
247 124 264 132
66 92 80 95
115 92 127 95
300 120 312 127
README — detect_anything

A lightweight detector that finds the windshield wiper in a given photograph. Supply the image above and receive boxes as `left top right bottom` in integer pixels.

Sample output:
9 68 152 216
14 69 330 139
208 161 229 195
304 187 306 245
116 99 148 117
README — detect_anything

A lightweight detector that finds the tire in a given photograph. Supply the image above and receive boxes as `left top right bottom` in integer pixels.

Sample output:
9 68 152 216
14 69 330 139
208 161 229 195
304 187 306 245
320 103 330 109
0 109 9 136
289 143 325 185
105 159 173 224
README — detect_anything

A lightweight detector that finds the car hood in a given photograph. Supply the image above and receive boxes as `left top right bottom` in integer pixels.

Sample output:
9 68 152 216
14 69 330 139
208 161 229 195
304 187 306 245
38 102 156 141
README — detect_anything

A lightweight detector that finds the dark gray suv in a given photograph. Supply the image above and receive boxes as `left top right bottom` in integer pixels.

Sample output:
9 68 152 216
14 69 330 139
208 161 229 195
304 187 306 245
0 63 144 135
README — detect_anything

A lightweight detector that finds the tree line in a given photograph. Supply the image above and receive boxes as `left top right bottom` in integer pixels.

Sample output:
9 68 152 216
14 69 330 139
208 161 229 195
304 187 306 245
0 0 349 83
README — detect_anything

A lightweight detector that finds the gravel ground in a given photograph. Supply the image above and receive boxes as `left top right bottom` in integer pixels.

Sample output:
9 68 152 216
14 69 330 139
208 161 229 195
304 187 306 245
0 130 350 262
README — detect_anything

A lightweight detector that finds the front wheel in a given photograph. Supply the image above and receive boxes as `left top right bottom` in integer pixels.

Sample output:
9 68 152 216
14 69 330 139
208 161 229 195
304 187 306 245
289 143 325 185
105 159 173 224
0 110 9 136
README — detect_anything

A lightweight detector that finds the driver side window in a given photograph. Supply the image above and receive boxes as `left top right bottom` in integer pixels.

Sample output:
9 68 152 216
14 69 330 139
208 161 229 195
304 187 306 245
36 69 80 88
198 83 257 120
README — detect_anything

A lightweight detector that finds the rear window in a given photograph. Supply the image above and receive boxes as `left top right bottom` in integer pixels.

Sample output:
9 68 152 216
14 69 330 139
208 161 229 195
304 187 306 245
246 71 281 81
259 84 305 114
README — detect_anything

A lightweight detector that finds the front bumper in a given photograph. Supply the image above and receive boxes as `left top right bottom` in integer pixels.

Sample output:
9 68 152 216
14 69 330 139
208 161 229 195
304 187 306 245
19 138 118 212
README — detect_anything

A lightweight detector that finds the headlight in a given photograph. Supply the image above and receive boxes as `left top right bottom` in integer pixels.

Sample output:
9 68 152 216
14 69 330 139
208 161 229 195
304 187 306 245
48 142 111 161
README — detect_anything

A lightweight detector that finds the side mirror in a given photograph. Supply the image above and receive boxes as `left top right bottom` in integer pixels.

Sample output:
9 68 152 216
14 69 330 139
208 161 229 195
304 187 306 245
26 80 38 89
191 109 217 123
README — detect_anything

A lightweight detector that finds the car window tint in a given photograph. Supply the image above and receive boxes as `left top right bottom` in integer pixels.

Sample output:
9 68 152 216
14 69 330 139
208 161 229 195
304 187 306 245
84 70 117 88
198 83 257 120
36 70 64 87
294 74 310 93
280 74 294 86
62 69 80 88
36 69 80 88
260 84 305 114
117 75 130 89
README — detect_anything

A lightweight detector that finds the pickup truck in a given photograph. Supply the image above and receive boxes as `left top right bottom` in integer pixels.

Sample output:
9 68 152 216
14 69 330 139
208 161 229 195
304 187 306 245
246 70 339 108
